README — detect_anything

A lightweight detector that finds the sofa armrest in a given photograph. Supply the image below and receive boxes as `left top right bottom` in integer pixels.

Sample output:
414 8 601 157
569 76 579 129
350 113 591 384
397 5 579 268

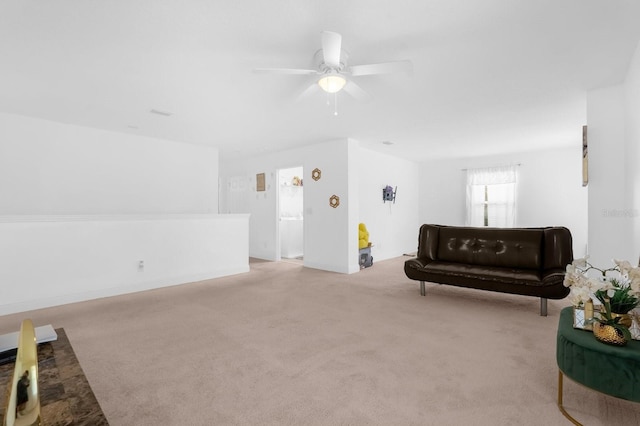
541 268 567 282
543 227 574 270
405 257 431 270
541 268 571 298
416 224 440 260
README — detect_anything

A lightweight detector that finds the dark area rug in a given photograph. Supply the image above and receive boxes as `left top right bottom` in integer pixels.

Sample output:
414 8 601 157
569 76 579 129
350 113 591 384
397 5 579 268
0 328 108 425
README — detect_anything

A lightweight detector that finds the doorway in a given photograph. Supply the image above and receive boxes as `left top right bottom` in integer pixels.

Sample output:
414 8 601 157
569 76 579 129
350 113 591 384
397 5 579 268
278 166 304 262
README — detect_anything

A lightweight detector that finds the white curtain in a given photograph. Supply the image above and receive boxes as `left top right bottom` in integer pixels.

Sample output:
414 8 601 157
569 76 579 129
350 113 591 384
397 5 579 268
466 165 517 227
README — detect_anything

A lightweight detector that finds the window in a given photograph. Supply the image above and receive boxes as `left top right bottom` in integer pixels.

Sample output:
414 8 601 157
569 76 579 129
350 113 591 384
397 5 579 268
466 165 517 227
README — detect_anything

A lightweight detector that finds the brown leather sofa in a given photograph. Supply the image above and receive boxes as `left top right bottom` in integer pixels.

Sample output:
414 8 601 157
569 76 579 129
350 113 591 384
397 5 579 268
404 224 573 316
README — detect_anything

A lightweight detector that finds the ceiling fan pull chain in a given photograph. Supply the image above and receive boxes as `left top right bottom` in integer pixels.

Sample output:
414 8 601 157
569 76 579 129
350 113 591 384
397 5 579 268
334 93 338 116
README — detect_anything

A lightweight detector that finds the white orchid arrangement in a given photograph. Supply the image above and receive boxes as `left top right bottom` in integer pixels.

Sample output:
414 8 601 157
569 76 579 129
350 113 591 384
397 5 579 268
564 257 640 313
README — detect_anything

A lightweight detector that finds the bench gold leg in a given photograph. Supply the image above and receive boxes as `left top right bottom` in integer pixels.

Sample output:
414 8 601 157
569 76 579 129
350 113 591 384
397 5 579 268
557 370 583 426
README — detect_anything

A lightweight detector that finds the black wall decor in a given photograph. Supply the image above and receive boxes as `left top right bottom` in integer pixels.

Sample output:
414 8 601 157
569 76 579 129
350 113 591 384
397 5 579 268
383 185 396 203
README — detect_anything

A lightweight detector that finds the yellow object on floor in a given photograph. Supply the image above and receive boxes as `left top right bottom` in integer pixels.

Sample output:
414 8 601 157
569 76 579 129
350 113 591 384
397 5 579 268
358 223 369 249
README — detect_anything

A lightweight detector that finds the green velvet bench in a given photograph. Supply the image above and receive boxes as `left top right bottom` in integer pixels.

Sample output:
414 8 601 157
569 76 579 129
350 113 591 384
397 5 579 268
556 306 640 425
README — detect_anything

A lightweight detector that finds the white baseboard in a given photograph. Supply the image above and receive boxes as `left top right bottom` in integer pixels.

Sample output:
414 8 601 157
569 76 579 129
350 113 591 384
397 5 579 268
302 261 359 275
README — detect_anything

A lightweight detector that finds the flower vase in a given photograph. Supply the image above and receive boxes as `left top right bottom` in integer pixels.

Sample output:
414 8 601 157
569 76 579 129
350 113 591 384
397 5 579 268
593 322 627 346
610 312 632 328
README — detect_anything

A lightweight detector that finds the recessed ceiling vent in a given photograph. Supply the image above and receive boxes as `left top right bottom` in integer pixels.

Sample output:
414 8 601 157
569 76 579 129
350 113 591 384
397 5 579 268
150 109 173 117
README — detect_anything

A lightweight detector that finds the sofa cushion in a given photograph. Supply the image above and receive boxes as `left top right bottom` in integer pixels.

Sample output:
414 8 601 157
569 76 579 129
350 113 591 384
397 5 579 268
419 261 542 286
437 227 542 270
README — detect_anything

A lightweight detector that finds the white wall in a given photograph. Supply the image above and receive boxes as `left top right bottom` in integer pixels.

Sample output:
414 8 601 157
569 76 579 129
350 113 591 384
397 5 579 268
585 40 640 267
0 113 250 315
625 41 640 263
586 86 628 266
346 140 360 271
357 147 420 260
0 214 249 316
220 139 359 273
0 112 218 214
418 158 467 226
418 147 589 257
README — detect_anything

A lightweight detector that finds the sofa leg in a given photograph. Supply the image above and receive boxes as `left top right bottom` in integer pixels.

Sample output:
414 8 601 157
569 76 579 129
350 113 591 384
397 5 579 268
420 281 425 296
540 298 548 316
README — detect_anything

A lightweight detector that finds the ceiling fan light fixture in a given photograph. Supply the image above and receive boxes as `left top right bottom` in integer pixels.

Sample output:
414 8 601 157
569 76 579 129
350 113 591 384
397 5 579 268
318 74 346 93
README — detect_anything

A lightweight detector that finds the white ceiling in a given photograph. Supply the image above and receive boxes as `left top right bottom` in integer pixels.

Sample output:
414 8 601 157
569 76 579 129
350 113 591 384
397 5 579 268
1 1 639 162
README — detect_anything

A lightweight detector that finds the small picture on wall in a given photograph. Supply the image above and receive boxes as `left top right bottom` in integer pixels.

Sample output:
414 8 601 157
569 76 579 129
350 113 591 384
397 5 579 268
582 125 588 187
256 173 266 191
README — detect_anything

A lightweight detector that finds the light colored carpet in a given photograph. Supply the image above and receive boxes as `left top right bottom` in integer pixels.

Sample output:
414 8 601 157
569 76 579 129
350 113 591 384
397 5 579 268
1 256 639 425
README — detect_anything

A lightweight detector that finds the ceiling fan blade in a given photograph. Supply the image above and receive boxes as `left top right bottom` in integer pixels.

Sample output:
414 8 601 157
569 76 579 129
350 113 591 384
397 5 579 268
253 68 318 75
343 80 371 102
295 82 321 103
349 60 413 76
321 31 342 68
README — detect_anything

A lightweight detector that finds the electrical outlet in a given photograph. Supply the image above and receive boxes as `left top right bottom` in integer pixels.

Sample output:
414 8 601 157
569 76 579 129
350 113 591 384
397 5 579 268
139 260 144 270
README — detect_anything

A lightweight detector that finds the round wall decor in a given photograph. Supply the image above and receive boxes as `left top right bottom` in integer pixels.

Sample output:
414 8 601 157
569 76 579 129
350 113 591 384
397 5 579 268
311 168 322 181
329 195 340 208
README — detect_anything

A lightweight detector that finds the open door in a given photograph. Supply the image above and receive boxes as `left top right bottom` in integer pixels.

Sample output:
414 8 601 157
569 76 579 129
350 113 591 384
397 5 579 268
278 166 304 262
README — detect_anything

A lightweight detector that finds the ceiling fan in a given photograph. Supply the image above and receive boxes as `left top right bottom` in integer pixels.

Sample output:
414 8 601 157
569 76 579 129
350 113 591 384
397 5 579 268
254 31 412 102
